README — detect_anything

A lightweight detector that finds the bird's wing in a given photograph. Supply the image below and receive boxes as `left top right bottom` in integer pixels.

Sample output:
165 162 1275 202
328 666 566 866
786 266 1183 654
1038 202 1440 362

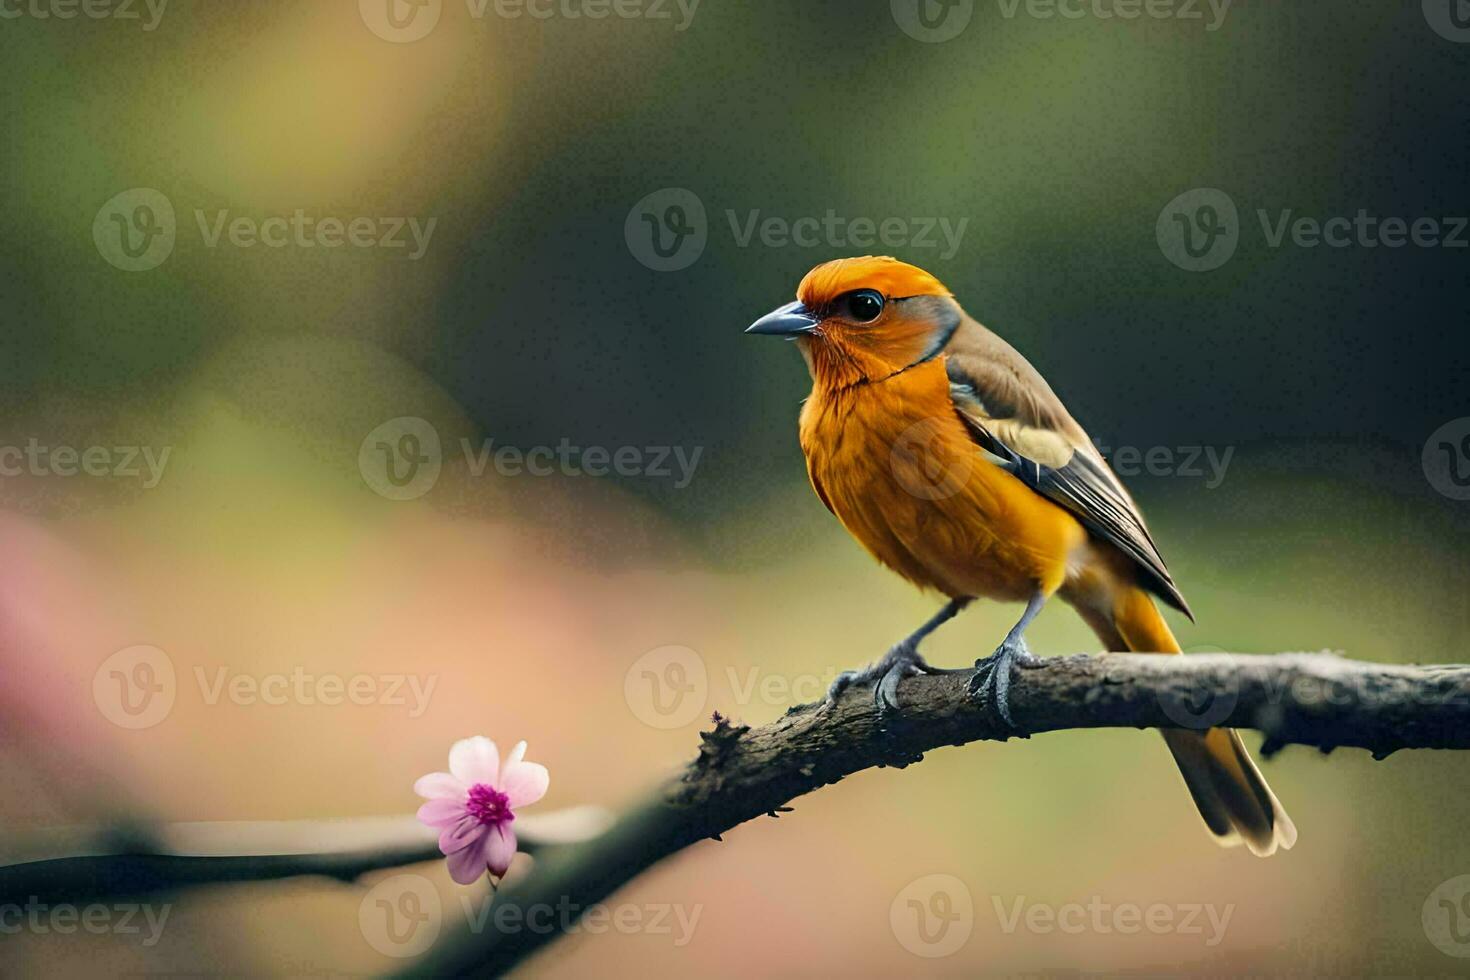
943 320 1192 619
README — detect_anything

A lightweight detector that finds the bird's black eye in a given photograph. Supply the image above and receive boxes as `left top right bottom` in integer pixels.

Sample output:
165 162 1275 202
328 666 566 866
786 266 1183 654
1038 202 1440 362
845 289 885 323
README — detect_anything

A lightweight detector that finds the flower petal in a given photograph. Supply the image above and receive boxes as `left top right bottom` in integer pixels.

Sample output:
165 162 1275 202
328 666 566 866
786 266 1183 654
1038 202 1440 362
448 736 499 786
439 815 487 855
413 772 466 800
446 839 488 885
484 823 517 879
501 760 549 808
417 797 467 828
503 740 527 770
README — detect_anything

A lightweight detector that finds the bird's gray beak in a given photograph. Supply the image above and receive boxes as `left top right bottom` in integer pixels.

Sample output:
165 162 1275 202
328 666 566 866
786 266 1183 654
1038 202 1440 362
746 300 818 337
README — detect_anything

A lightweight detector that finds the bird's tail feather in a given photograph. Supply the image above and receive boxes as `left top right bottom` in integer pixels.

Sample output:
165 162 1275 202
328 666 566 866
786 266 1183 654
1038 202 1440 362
1103 587 1297 857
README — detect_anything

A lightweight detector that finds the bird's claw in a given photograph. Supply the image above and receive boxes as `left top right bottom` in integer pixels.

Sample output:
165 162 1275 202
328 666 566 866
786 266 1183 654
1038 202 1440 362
825 643 931 721
968 637 1043 728
874 658 924 717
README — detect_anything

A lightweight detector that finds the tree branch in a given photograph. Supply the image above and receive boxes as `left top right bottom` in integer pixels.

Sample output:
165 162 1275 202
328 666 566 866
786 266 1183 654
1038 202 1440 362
401 651 1470 977
0 807 613 905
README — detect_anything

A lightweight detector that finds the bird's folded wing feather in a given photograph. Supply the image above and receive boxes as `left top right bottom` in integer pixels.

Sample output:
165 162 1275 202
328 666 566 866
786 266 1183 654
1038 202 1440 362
943 330 1192 619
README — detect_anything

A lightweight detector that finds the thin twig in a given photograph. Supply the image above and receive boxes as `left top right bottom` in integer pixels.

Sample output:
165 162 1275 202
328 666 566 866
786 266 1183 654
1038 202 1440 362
400 651 1470 977
0 808 613 905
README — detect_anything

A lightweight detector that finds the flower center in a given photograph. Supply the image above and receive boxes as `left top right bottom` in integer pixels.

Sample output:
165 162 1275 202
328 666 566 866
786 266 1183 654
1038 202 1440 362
465 784 514 826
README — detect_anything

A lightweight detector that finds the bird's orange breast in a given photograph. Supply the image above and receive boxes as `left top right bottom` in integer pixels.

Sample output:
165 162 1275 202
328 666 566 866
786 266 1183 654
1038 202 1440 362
798 358 1086 601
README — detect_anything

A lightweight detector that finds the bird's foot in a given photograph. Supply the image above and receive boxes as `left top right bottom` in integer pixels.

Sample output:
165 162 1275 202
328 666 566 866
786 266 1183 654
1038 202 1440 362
968 636 1043 728
826 643 957 719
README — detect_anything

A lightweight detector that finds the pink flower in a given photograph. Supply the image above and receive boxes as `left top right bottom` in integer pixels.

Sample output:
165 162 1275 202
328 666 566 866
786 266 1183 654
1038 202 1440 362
414 736 549 885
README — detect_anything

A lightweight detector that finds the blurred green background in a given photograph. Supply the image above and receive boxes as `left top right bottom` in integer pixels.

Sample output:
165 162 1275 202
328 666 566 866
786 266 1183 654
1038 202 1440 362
2 1 1469 976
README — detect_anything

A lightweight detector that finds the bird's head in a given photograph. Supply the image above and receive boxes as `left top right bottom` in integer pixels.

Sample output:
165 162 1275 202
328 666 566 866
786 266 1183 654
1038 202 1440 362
746 256 962 388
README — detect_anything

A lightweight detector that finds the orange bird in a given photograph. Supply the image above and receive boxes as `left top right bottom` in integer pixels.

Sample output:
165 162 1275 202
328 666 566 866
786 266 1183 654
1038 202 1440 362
747 256 1295 856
